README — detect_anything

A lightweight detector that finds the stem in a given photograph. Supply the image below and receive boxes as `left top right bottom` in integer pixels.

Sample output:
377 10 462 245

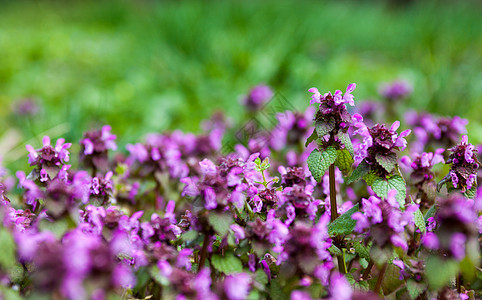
198 234 210 271
374 263 388 295
456 273 461 293
329 164 338 221
337 251 347 274
362 260 374 280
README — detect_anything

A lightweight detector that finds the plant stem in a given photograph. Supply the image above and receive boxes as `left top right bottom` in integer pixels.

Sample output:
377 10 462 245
198 234 210 271
362 260 374 280
329 164 338 221
374 262 388 295
337 251 347 274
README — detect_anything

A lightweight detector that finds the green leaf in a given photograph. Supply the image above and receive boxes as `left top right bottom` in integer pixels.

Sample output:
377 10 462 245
464 183 477 199
424 204 437 222
363 171 379 186
208 213 233 236
0 286 22 300
328 244 342 256
381 264 405 295
406 280 424 300
269 278 288 300
335 149 354 176
306 147 337 182
413 206 426 234
181 230 198 242
305 129 317 147
211 253 243 274
425 256 459 290
315 118 335 138
255 269 268 285
352 241 371 261
372 175 406 207
346 160 370 184
328 204 359 236
375 152 397 173
0 228 16 271
337 131 354 157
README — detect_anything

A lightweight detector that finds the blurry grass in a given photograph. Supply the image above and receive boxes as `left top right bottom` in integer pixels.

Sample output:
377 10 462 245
0 0 481 166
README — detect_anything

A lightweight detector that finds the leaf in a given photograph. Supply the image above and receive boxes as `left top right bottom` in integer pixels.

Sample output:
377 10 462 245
337 131 354 157
363 171 379 186
328 244 342 256
406 280 424 300
375 152 397 173
425 256 459 290
352 241 371 261
464 184 477 199
305 129 317 147
315 118 335 138
413 206 426 234
181 230 198 242
306 147 337 182
0 228 16 271
372 175 406 207
381 264 404 295
255 269 268 285
346 160 370 184
269 278 288 300
0 286 22 300
335 149 354 176
328 204 359 236
424 204 437 223
211 253 243 274
208 213 233 236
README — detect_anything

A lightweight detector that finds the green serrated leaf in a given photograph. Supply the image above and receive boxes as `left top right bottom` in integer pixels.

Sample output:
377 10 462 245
335 149 354 176
372 175 406 207
305 129 317 147
352 241 371 261
337 131 354 157
211 253 243 274
382 264 405 295
413 206 426 234
315 118 335 137
181 230 198 242
328 204 359 236
464 183 477 199
0 228 16 271
406 279 424 300
208 213 233 236
255 269 268 285
328 244 342 256
424 204 437 222
375 152 397 173
346 160 370 184
306 147 337 182
269 278 288 300
425 256 459 290
363 171 379 186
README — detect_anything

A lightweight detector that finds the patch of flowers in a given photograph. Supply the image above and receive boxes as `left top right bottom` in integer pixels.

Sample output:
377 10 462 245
0 83 480 300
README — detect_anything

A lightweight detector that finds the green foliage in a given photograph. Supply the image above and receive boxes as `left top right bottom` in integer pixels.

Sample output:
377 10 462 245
315 118 335 138
211 253 243 274
0 228 16 271
381 264 405 295
351 241 371 261
406 280 424 300
269 278 288 300
305 129 317 147
306 146 337 182
413 206 426 234
335 149 354 176
371 175 406 207
424 204 437 222
346 160 370 184
181 230 198 242
375 153 397 173
328 204 359 236
337 131 354 157
208 213 233 236
464 184 477 199
425 256 459 290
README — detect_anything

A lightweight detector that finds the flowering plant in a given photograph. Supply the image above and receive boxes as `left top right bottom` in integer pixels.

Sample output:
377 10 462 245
0 83 480 300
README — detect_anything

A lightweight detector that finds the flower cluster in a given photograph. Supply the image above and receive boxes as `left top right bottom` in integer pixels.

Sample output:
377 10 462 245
80 125 117 173
241 85 274 111
446 135 479 192
378 80 413 101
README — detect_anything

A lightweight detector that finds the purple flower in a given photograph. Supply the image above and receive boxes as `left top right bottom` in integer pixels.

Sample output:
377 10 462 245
378 80 413 101
446 135 479 192
329 273 352 300
242 85 273 111
224 273 251 300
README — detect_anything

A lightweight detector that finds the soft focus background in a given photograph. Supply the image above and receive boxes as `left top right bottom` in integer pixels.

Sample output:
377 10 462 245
0 0 481 170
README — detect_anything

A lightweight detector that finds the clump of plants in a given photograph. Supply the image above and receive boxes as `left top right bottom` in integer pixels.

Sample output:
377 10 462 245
0 83 480 300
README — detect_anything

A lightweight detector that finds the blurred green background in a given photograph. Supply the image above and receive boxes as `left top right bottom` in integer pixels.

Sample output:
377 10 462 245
0 0 481 169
